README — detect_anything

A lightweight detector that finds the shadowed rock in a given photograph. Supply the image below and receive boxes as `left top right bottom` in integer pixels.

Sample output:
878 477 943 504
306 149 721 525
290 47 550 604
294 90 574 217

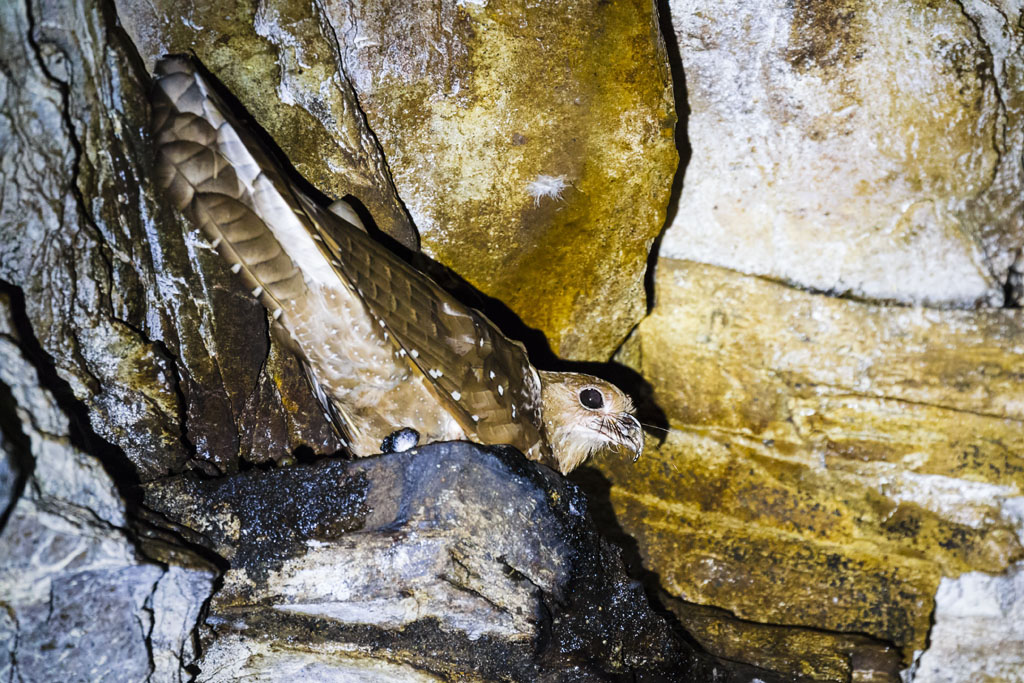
144 441 783 681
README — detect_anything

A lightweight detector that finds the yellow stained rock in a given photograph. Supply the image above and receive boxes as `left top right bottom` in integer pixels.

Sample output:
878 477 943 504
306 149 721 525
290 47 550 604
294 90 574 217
595 258 1024 666
324 0 677 360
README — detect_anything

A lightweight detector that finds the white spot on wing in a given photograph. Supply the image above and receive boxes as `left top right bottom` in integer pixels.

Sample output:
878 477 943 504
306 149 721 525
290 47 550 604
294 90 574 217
251 286 263 297
451 390 461 401
410 349 419 358
230 263 242 274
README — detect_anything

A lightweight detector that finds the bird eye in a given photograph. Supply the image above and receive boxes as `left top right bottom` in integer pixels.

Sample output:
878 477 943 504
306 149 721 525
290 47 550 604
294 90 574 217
579 387 604 410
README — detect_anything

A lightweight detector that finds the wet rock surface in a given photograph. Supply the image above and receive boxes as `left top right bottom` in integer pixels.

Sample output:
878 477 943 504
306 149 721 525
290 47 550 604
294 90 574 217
144 441 781 681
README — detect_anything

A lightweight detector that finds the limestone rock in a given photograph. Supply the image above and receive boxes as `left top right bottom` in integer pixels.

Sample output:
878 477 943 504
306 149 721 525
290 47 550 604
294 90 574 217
659 0 1024 306
143 441 782 681
911 562 1024 682
0 0 340 479
0 294 216 682
115 0 677 361
594 258 1024 676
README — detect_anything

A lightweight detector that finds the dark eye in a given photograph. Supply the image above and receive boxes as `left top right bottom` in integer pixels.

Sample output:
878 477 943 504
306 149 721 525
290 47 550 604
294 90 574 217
579 387 604 410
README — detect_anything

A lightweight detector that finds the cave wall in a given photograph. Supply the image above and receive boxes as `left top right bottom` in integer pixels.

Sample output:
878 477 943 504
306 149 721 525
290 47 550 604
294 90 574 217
0 0 1021 681
596 1 1024 680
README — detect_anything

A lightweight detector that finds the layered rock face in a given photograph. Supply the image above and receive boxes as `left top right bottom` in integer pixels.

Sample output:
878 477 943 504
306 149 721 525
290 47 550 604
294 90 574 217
2 0 1022 680
603 260 1023 680
588 1 1024 681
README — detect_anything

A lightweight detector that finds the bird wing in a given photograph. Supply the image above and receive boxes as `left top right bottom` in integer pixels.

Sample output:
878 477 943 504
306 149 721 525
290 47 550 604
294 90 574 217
152 56 382 447
151 55 548 459
299 193 549 460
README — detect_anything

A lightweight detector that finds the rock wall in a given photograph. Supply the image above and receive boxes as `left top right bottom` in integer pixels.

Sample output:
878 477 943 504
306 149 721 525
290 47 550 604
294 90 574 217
2 0 1022 680
0 293 216 681
659 0 1023 307
586 1 1024 681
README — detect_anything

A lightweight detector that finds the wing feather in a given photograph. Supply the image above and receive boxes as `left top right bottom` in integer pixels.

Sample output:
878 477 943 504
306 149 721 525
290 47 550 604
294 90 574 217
152 55 547 459
300 196 548 458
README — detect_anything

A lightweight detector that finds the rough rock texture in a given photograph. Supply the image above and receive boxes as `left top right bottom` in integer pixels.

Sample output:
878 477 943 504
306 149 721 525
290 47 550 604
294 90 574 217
597 258 1024 679
115 0 677 361
0 0 340 480
660 0 1024 306
0 294 216 682
1 0 746 678
911 561 1024 682
143 441 782 681
634 3 1024 676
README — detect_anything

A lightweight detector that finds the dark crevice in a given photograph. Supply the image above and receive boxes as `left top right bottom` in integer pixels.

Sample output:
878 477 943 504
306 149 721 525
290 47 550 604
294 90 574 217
659 594 903 680
1003 251 1022 308
0 377 32 534
133 504 230 574
569 466 675 620
140 581 159 677
0 281 142 505
645 0 691 316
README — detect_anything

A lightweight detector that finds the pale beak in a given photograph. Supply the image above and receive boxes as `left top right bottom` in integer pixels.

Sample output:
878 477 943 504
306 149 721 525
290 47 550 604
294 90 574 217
618 413 644 462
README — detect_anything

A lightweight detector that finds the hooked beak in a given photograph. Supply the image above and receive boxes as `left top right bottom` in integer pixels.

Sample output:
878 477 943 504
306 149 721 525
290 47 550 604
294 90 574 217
618 413 644 462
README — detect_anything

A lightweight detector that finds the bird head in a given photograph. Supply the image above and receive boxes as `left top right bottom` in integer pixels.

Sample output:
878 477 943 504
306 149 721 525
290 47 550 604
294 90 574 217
537 371 645 474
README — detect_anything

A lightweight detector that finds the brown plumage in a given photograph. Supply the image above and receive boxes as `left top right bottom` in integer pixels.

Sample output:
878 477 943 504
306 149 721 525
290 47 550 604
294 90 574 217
150 56 643 475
